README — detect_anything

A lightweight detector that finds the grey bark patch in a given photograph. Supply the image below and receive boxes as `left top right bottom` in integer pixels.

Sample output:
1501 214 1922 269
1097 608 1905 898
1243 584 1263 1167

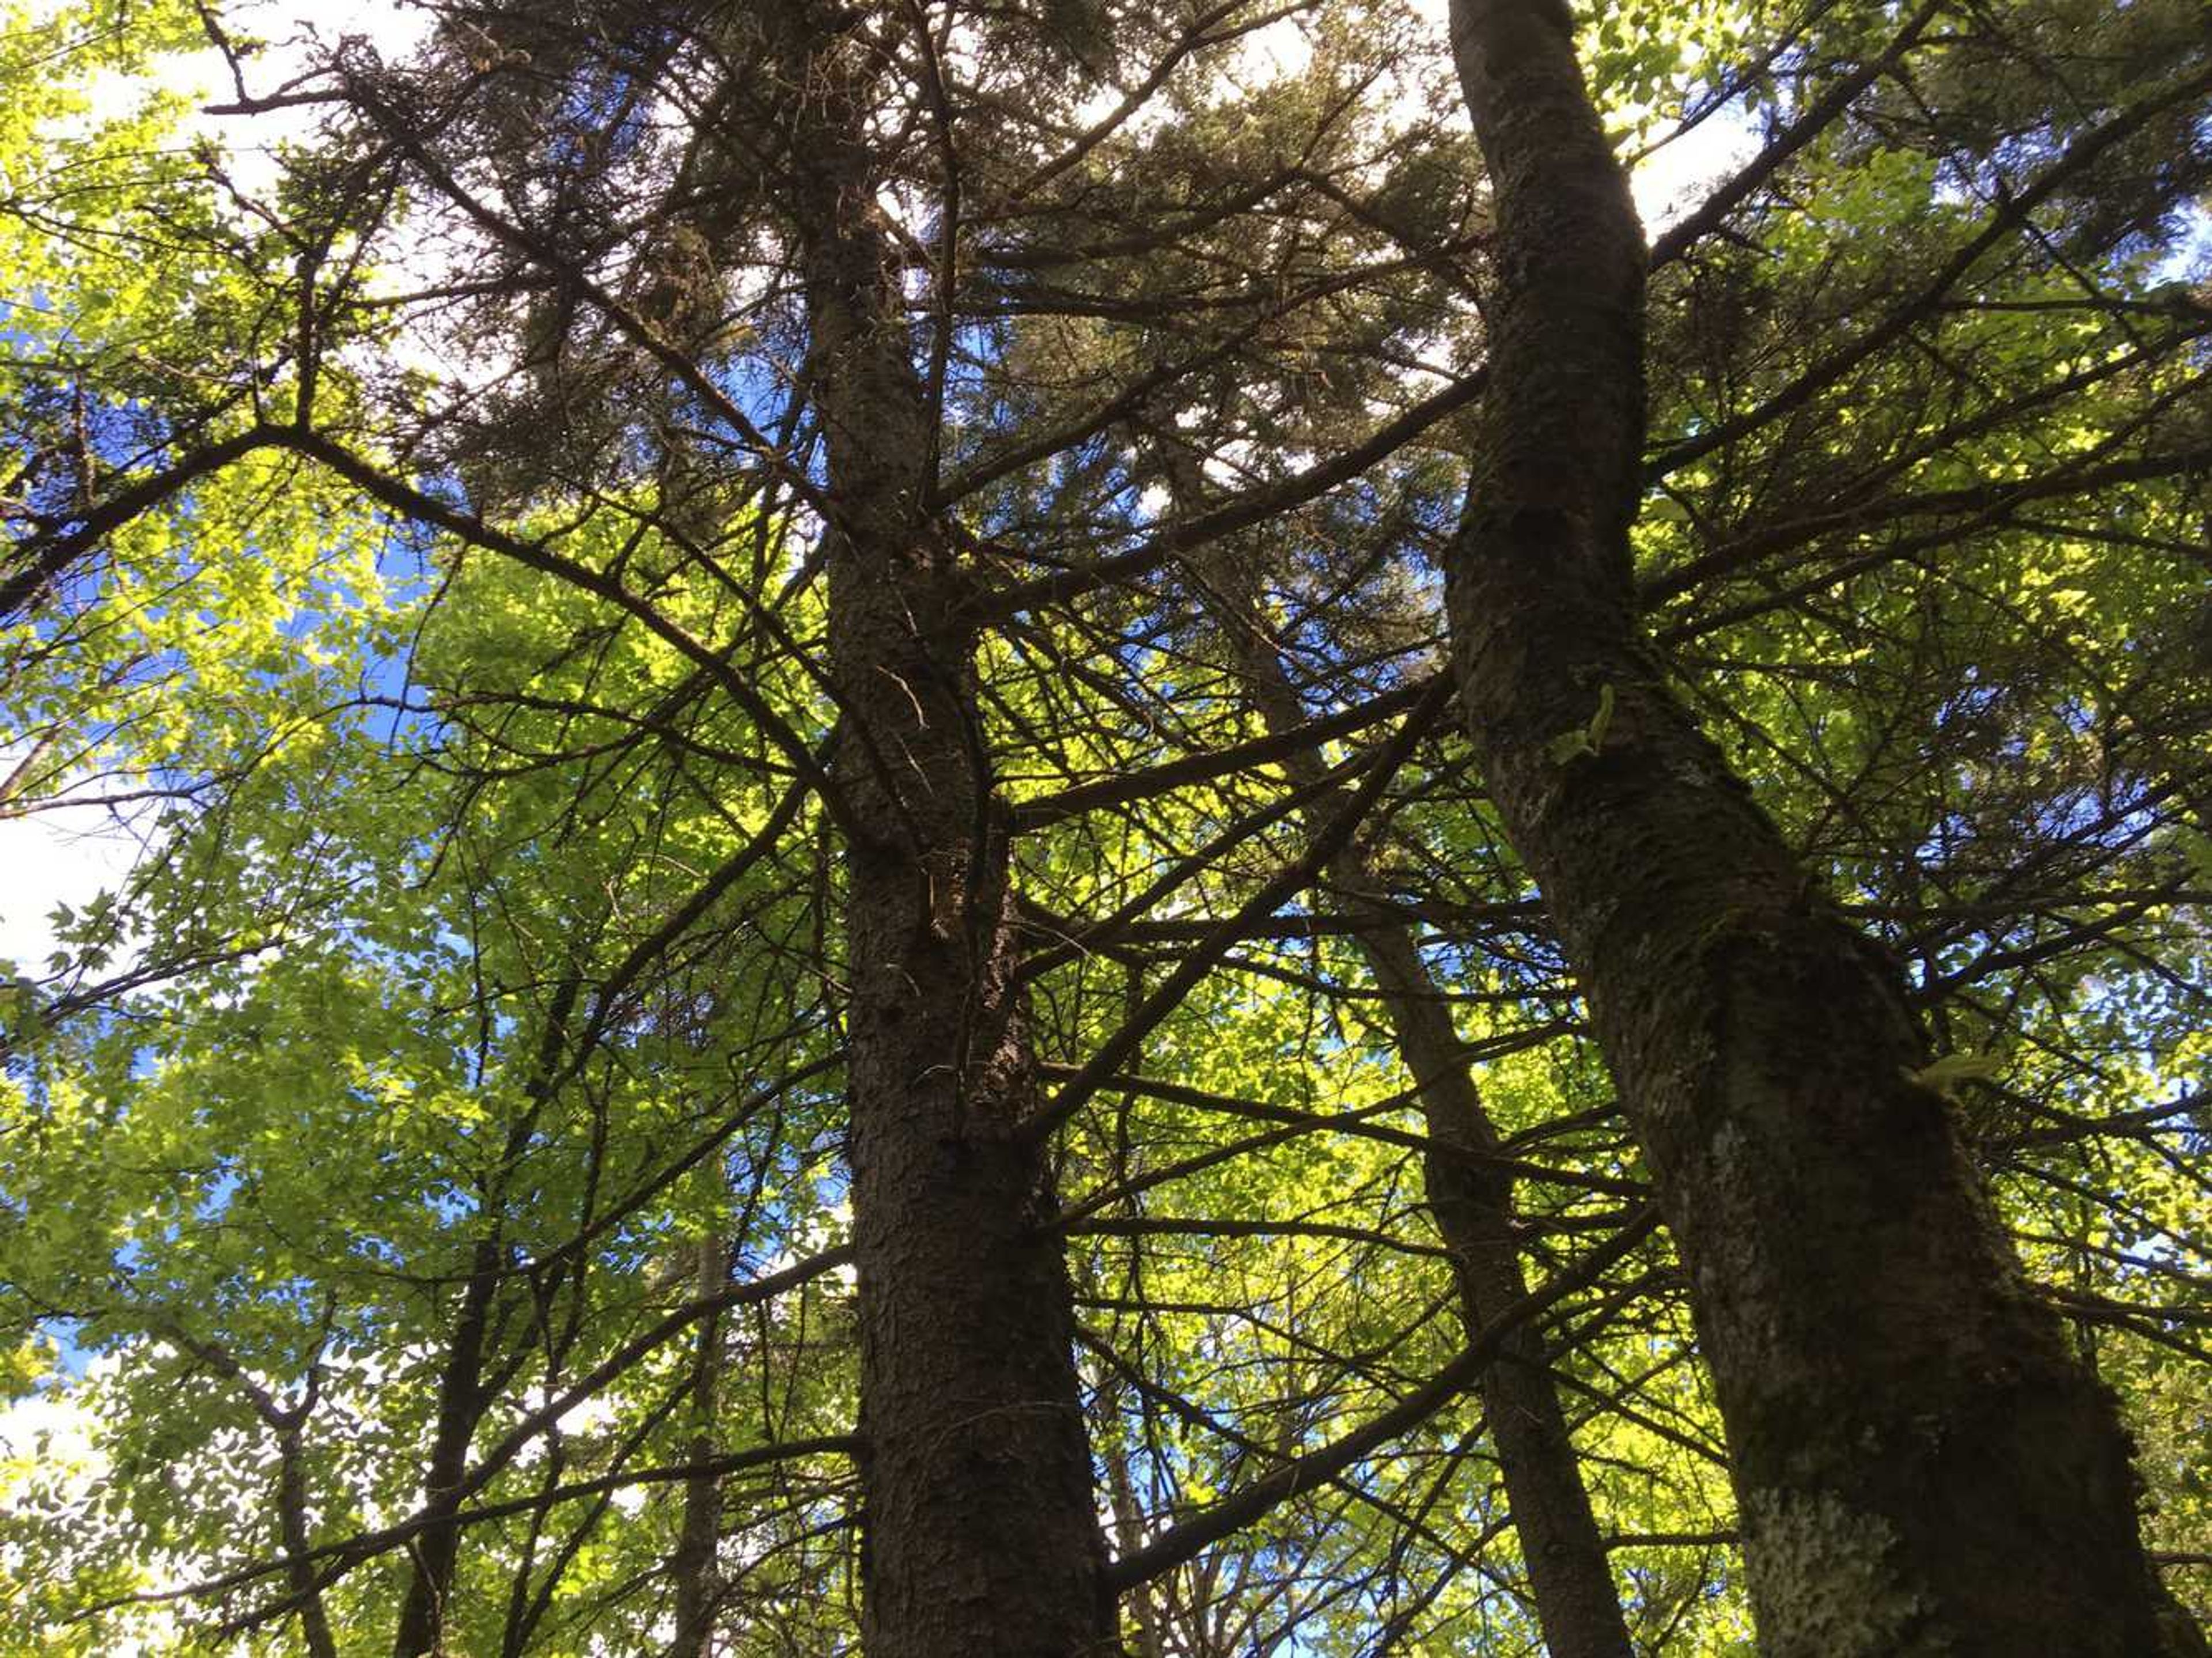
1741 1488 1938 1657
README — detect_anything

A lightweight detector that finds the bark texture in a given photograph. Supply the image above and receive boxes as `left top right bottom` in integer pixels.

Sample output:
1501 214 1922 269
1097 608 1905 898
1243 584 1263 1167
771 11 1115 1652
1438 1 2205 1653
1161 445 1631 1658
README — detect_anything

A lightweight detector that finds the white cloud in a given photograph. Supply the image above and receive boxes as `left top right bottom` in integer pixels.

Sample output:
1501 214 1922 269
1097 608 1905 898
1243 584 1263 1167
0 797 146 975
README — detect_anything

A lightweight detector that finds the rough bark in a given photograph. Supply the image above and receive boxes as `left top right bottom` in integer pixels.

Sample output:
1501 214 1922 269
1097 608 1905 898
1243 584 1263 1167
768 10 1115 1652
1160 445 1631 1658
1437 1 2206 1653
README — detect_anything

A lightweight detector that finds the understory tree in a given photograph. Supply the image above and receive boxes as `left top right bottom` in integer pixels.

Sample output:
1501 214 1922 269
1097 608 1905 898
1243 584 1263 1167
1 0 2206 1653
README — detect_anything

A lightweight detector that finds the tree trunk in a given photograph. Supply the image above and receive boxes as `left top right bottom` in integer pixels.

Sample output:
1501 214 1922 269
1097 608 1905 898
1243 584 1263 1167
275 1422 340 1658
1103 1397 1168 1658
770 11 1115 1652
1437 1 2204 1653
1159 443 1632 1658
394 986 580 1658
394 1240 501 1658
668 1237 728 1656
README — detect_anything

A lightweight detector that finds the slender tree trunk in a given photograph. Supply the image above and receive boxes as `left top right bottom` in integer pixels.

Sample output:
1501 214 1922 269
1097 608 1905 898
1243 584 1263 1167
1349 928 1630 1658
1157 446 1631 1658
273 1421 340 1658
395 985 578 1657
165 1327 340 1658
668 1237 728 1656
768 10 1115 1652
1104 1399 1169 1658
394 1239 502 1657
1436 2 2204 1653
